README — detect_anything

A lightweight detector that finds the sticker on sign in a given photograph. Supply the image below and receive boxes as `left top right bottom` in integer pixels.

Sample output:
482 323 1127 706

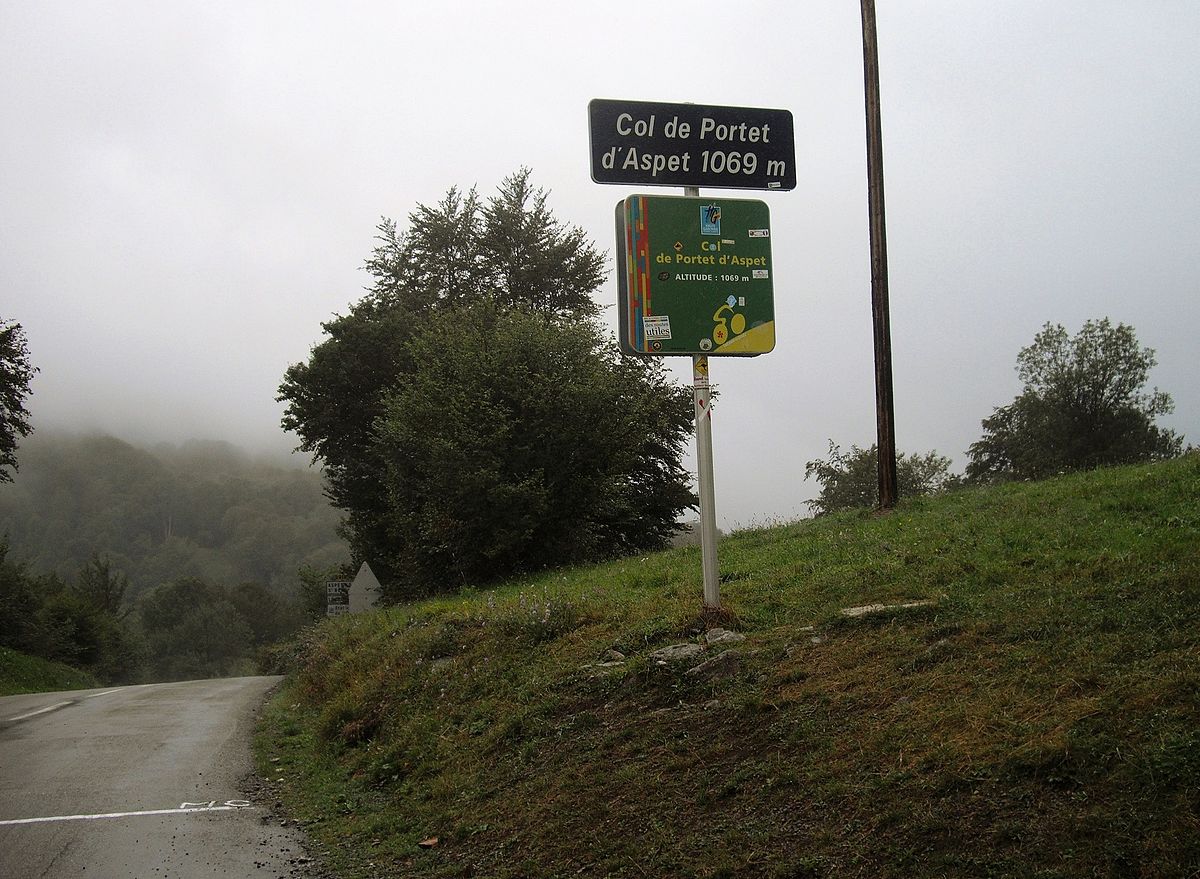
644 315 673 340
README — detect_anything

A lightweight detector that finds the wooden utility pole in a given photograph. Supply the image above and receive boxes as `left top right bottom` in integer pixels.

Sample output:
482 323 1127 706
860 0 899 509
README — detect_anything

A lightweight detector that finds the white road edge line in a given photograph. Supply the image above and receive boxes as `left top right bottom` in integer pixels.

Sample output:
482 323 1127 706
3 701 73 723
1 686 130 723
0 803 253 826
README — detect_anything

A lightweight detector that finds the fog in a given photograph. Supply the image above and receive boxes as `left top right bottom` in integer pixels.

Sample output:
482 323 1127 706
4 2 1198 526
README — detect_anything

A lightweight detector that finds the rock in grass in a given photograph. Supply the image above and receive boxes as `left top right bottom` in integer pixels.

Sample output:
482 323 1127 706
704 628 746 645
685 649 743 680
840 599 936 618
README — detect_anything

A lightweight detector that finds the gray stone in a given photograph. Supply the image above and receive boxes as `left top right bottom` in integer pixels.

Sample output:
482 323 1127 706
685 649 742 680
840 599 936 618
704 628 746 645
581 660 624 675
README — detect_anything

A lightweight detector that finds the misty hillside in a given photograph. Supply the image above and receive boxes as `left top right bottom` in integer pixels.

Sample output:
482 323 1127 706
0 431 348 597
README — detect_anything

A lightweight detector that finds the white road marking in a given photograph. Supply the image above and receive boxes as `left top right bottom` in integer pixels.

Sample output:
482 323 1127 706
1 685 131 724
3 701 73 722
83 688 124 699
0 801 253 826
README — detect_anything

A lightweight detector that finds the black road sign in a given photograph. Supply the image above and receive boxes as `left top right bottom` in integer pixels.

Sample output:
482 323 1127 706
589 98 796 191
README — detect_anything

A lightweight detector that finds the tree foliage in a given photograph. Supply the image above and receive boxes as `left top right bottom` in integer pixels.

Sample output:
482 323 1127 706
0 432 348 598
0 318 37 482
0 540 40 652
0 432 333 682
76 554 129 618
137 578 254 681
375 304 695 593
805 442 955 515
0 542 143 683
279 170 695 598
966 319 1182 482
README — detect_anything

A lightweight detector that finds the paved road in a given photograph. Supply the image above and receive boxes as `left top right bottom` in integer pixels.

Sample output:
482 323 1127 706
0 676 320 878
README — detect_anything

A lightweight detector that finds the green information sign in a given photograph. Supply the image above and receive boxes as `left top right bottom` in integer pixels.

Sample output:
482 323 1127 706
617 195 775 356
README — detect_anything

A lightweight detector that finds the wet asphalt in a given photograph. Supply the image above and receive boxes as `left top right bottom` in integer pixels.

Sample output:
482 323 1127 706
0 676 322 878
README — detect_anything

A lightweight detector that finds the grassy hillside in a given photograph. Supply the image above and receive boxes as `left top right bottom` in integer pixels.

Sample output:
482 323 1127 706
0 646 99 696
258 455 1200 878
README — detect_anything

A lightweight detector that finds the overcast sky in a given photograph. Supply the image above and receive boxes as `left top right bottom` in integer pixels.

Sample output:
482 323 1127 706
3 1 1198 528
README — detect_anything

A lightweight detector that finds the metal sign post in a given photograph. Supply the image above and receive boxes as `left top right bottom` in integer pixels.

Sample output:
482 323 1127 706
686 185 720 608
692 352 720 608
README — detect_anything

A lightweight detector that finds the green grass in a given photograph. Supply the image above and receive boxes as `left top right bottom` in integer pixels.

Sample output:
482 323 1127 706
0 646 99 696
256 455 1200 878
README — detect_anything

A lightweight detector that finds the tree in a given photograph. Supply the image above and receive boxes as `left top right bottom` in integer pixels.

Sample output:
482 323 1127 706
0 318 36 482
34 589 141 682
296 563 347 620
0 539 39 651
477 171 606 314
374 303 695 595
225 581 305 646
137 578 254 681
75 554 129 617
966 319 1182 482
279 172 607 563
0 544 142 682
279 170 693 595
359 168 604 317
805 441 954 515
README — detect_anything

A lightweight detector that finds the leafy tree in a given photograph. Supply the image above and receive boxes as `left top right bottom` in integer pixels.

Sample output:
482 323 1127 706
296 562 351 620
363 169 605 316
805 442 954 515
75 554 129 617
0 539 39 651
34 589 141 682
374 303 695 595
374 186 487 309
0 544 142 682
966 319 1183 482
278 292 419 576
137 578 254 681
0 318 37 482
477 171 606 314
279 170 605 562
225 581 305 646
65 555 142 681
279 170 691 595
